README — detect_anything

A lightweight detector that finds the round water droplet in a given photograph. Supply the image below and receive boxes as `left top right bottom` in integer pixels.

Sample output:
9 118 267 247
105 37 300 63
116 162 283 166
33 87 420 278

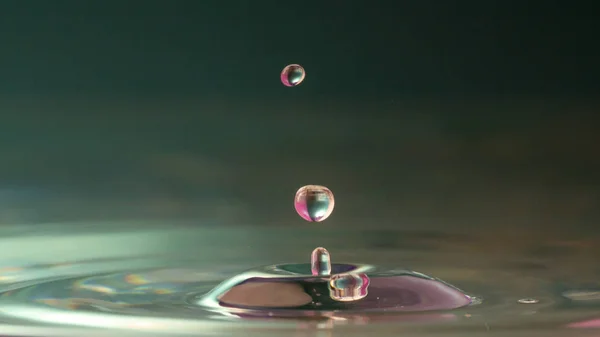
311 247 331 276
294 185 335 222
280 64 306 87
329 273 370 302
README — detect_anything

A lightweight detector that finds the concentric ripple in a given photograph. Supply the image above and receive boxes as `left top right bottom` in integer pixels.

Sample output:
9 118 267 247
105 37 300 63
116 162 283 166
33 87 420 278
0 263 596 336
0 245 598 336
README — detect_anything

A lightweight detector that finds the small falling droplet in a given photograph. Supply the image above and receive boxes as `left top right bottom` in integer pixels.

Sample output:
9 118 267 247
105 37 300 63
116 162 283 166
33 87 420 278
311 247 331 276
518 298 539 304
280 64 306 87
329 273 370 302
294 185 335 222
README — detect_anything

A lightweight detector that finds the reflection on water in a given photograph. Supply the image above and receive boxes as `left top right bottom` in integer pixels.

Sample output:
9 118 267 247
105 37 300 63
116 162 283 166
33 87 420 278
0 224 599 336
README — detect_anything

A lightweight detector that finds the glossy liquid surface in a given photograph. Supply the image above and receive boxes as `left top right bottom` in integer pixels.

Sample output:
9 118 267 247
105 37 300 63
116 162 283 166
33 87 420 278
1 224 599 337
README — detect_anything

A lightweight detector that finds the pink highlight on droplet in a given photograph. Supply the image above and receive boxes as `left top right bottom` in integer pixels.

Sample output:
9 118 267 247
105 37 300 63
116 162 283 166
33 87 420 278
329 273 371 301
311 247 331 276
294 185 335 223
280 64 305 87
294 193 312 222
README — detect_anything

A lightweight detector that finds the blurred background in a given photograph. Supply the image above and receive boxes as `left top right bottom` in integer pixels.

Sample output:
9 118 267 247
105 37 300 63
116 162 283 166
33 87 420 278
0 1 598 239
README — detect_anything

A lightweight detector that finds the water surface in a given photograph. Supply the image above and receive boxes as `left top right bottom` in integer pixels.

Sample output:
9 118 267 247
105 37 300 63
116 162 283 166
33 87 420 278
0 222 599 337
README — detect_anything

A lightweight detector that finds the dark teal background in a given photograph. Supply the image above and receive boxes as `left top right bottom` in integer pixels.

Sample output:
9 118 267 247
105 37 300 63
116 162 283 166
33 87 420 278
0 1 598 235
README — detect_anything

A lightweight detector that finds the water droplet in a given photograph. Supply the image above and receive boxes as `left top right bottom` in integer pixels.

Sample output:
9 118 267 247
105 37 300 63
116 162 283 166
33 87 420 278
280 64 306 87
329 273 370 302
294 185 335 222
518 298 539 304
311 247 332 276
